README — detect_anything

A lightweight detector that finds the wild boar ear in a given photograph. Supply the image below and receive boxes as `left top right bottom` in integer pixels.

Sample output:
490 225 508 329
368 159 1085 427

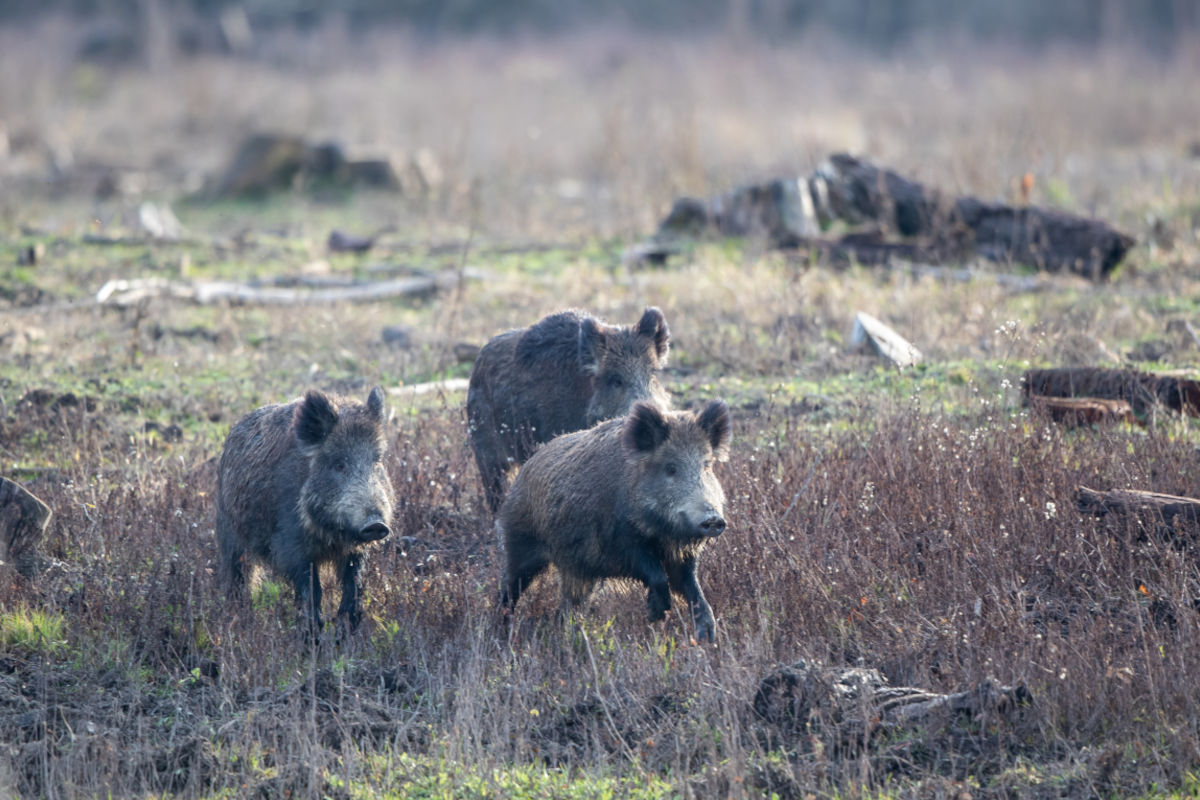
623 402 670 454
296 390 338 453
577 317 606 375
637 307 670 363
366 386 385 422
697 399 732 461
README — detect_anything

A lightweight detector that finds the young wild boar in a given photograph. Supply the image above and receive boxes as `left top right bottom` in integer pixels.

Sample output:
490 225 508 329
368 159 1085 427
499 399 731 642
467 307 671 512
216 386 395 633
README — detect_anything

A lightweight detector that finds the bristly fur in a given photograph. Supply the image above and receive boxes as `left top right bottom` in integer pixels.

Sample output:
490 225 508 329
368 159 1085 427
514 309 592 368
696 399 732 461
296 390 338 453
366 385 385 419
499 400 730 641
467 306 673 513
576 317 606 374
638 506 713 549
216 386 395 633
623 401 671 455
636 307 670 362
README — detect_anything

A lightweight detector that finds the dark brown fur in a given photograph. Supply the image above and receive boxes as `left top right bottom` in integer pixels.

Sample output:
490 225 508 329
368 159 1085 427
215 386 395 633
467 307 671 512
499 400 731 641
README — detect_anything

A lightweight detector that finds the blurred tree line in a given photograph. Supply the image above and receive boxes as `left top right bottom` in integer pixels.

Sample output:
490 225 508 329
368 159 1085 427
1 0 1196 51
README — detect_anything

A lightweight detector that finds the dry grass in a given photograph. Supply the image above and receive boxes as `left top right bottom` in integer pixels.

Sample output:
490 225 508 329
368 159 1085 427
2 23 1200 799
4 397 1200 797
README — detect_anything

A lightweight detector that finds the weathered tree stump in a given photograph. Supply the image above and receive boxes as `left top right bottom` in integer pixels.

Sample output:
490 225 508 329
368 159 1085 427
0 478 52 577
652 154 1135 281
657 177 820 245
753 659 1029 749
813 153 1135 279
210 133 406 198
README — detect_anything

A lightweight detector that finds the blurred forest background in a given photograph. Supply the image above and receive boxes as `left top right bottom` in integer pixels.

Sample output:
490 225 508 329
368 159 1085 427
0 0 1197 53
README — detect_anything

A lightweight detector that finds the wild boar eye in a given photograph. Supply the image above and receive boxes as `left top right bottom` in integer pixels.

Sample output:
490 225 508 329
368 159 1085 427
607 374 624 389
333 458 347 472
664 462 678 477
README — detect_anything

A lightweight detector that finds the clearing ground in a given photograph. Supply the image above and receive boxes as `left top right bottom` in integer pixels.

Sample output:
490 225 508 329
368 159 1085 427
2 26 1200 799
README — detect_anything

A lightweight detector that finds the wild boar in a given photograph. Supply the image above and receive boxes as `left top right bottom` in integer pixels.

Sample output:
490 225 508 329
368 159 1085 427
216 386 395 632
468 307 671 512
498 399 731 641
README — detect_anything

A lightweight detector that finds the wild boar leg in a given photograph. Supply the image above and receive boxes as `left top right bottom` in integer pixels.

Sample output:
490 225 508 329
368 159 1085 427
289 561 323 632
667 557 715 641
223 543 247 595
337 552 364 629
501 534 550 611
480 464 508 514
628 544 672 621
470 429 510 513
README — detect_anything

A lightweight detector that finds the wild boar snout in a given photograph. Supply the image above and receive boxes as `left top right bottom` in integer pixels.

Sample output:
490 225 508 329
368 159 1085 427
698 514 726 537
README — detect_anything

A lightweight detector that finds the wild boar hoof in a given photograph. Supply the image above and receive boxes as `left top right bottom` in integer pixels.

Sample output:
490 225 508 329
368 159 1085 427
337 607 362 631
647 590 670 622
694 614 716 643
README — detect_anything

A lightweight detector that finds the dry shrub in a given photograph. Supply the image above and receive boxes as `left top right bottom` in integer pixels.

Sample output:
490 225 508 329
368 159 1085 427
2 396 1199 796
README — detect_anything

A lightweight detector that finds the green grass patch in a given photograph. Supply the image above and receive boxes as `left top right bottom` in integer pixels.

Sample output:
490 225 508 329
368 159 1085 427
340 752 680 800
0 607 69 658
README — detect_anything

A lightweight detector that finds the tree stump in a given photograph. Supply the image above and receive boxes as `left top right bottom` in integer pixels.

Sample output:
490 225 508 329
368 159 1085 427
0 477 52 577
753 659 1029 750
814 153 1135 279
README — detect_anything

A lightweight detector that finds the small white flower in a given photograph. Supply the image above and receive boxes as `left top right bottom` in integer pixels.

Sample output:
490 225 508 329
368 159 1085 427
1044 501 1057 520
859 481 876 512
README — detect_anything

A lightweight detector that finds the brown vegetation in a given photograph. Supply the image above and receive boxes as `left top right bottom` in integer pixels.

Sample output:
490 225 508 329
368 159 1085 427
2 22 1200 799
3 390 1200 795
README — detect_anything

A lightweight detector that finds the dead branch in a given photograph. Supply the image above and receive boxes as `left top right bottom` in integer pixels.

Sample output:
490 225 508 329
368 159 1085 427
95 269 485 307
849 311 923 368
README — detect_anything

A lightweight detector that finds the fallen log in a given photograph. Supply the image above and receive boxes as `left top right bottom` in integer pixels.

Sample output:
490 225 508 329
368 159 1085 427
813 153 1135 280
1028 395 1140 427
1075 486 1200 527
95 268 482 307
1022 367 1200 416
0 477 52 577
